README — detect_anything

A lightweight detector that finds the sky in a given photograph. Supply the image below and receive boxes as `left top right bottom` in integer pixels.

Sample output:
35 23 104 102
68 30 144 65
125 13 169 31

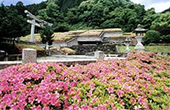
0 0 170 12
131 0 170 12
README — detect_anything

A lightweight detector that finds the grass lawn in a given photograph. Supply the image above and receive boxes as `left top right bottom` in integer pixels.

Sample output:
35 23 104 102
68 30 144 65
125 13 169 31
119 45 170 53
20 33 75 42
16 44 44 51
20 34 42 42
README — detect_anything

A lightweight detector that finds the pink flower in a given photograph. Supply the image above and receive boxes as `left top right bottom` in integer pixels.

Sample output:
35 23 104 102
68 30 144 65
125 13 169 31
31 105 42 110
144 83 148 88
130 97 136 104
138 96 144 104
10 105 18 110
64 82 69 91
42 106 50 110
111 103 117 110
28 97 34 104
81 105 89 110
90 82 95 90
117 90 124 98
17 102 25 110
107 87 113 93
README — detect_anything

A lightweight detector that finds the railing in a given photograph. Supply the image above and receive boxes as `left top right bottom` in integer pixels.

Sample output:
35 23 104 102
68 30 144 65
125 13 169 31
3 54 22 61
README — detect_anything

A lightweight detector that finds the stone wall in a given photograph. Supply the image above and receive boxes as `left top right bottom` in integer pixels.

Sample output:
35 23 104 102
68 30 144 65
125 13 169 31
103 32 123 37
0 60 96 70
71 44 117 55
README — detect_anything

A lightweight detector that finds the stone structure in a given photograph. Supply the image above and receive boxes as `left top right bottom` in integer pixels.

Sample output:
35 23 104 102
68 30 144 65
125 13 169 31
22 48 37 63
134 24 147 52
134 36 145 52
95 51 105 60
24 10 52 42
124 37 132 53
71 44 116 55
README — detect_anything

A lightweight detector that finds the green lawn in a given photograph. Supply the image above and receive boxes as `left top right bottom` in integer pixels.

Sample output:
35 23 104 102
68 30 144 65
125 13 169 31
118 46 170 53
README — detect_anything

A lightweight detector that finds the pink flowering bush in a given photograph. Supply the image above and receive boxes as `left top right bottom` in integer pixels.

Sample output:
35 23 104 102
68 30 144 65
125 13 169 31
0 52 170 110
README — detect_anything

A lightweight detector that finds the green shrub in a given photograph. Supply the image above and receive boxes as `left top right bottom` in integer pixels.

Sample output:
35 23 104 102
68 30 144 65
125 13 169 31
160 35 170 43
144 30 161 44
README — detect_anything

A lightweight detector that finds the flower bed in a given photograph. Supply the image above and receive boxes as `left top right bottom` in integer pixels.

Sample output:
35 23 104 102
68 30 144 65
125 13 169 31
0 52 170 110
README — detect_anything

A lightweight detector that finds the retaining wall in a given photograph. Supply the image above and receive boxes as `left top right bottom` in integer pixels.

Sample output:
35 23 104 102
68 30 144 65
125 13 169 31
71 44 117 55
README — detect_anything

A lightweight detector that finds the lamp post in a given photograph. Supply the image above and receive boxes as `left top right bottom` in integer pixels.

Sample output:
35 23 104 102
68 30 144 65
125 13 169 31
134 24 147 52
124 37 131 53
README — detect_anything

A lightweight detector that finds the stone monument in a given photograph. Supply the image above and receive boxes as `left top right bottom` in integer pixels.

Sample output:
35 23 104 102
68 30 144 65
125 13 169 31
22 48 37 63
95 51 105 60
124 37 132 53
24 10 52 42
134 24 147 52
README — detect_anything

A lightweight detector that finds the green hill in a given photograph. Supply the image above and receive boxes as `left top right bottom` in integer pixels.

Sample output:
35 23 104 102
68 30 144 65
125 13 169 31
162 7 170 13
57 0 86 11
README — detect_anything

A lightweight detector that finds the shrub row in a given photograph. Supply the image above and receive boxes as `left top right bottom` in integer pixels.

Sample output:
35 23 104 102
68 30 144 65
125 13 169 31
0 52 170 109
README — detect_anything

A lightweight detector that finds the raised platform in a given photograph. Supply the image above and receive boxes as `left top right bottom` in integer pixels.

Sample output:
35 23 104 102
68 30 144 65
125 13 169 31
0 55 126 70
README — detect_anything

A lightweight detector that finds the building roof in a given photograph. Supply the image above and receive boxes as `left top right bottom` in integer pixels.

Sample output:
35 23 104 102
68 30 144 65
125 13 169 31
77 28 122 37
79 30 103 37
68 30 87 35
103 28 122 32
20 28 123 43
108 33 135 39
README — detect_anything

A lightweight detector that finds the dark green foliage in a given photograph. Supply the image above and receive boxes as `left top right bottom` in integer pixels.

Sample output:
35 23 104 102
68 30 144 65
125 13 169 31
38 1 64 23
63 0 146 32
150 12 170 35
0 0 170 45
57 0 86 12
26 1 47 15
162 7 170 13
142 8 156 29
0 3 28 42
40 25 54 45
53 23 70 32
160 35 170 43
143 30 161 44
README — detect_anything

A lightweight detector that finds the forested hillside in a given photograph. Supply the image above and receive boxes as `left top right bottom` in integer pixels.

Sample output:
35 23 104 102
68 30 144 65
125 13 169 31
162 7 170 13
57 0 86 11
0 0 170 44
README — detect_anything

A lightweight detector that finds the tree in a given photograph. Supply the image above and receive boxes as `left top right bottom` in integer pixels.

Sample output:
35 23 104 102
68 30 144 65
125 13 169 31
66 0 146 31
38 1 64 23
15 1 25 16
143 30 161 44
57 0 86 12
160 35 170 43
26 1 47 15
151 12 170 35
142 8 156 29
0 3 27 43
40 25 54 45
104 7 139 32
53 23 70 32
0 4 6 43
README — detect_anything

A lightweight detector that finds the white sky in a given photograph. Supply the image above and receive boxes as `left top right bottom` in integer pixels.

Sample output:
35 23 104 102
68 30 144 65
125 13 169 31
0 0 170 12
131 0 170 12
